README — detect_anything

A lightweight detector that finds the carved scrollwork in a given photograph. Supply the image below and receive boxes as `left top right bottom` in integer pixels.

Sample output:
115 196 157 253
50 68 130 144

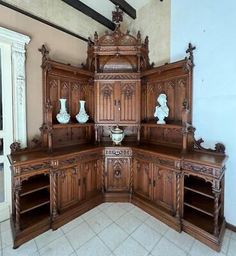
194 138 226 154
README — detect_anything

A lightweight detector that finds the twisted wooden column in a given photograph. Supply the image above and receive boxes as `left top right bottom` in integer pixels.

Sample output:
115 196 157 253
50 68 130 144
129 158 134 201
101 158 106 193
15 179 21 233
213 189 220 236
175 172 181 219
51 170 58 220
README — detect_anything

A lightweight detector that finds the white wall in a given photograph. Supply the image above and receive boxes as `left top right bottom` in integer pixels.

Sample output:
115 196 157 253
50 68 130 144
171 0 236 225
125 0 170 66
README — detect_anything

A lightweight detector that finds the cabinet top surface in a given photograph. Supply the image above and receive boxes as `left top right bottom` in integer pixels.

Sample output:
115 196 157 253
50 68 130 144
8 143 227 168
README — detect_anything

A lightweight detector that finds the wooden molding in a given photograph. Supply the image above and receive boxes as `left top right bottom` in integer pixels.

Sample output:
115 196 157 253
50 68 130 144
62 0 116 31
109 0 136 19
226 222 236 233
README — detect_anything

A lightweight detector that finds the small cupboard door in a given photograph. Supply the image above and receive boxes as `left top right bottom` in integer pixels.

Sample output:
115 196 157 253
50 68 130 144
57 166 80 211
105 157 130 192
96 82 117 123
95 81 141 124
133 159 152 200
119 81 140 124
152 164 176 213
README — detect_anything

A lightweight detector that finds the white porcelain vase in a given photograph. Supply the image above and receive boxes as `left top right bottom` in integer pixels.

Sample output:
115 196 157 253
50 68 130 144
56 98 70 124
76 100 89 123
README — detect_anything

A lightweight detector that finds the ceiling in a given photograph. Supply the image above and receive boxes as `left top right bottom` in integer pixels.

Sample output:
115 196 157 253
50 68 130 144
79 0 151 20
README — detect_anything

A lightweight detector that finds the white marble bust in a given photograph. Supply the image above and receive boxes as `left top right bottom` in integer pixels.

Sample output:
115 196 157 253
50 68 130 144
154 94 169 124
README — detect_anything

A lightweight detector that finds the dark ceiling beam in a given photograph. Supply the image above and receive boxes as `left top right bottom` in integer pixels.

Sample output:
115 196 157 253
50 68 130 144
109 0 136 19
62 0 116 31
0 0 88 42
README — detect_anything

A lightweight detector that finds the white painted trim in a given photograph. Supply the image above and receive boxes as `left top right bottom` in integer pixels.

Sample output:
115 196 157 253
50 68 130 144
0 27 30 221
0 26 30 148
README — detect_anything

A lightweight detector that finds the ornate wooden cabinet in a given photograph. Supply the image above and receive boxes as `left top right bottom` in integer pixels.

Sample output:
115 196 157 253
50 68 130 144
9 11 228 252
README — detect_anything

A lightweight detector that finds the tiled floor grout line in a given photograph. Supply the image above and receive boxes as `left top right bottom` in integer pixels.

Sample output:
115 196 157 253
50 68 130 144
188 237 196 254
63 229 82 256
164 235 194 254
94 234 114 255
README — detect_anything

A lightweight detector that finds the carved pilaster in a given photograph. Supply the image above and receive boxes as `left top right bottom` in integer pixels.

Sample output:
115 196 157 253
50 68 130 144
12 41 29 148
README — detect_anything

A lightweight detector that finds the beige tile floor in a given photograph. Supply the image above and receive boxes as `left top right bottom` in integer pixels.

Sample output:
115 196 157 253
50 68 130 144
0 203 235 256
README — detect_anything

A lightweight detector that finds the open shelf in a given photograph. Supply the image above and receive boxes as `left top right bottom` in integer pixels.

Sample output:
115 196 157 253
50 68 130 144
184 190 215 217
141 121 182 129
20 189 50 214
52 122 94 129
184 176 214 199
21 175 50 196
20 204 50 230
183 206 214 234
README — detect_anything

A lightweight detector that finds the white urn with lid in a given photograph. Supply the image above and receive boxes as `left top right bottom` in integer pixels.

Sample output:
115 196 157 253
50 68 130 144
110 126 125 145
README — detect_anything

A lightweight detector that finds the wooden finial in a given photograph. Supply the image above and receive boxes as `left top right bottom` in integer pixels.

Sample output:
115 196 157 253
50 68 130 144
38 44 49 63
186 43 196 66
112 6 123 25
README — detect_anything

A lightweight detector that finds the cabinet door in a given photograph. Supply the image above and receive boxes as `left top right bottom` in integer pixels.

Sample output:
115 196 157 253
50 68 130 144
80 160 101 200
133 159 152 199
105 157 130 192
119 81 140 124
152 164 176 212
57 166 79 211
96 82 117 123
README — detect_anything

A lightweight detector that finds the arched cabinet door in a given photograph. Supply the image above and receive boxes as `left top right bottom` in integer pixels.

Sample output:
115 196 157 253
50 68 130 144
152 164 176 213
133 158 152 200
80 160 102 201
96 82 117 123
57 166 80 212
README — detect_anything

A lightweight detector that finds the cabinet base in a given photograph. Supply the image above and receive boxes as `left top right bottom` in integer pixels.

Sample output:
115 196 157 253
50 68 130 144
52 193 104 230
182 219 226 252
11 216 51 249
131 194 181 232
104 191 131 202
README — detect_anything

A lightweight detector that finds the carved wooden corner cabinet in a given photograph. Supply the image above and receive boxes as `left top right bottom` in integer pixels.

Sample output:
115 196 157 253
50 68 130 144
8 25 227 251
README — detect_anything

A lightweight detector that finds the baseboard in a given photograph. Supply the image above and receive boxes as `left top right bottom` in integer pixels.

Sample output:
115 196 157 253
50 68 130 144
226 222 236 232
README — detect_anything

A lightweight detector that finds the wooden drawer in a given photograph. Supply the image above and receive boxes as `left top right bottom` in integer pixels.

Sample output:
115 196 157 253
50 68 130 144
104 147 132 157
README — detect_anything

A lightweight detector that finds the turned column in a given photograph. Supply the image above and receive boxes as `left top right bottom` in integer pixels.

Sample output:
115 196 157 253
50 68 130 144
50 161 59 220
14 178 21 233
212 180 221 236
